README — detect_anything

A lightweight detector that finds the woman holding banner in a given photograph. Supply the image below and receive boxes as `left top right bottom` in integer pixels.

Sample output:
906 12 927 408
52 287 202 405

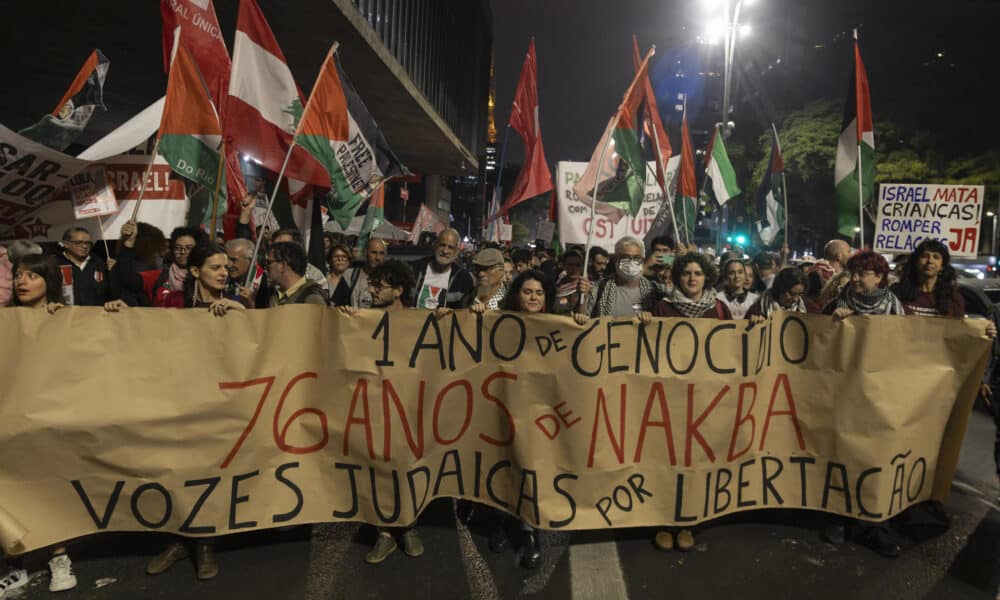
484 269 559 568
105 242 243 579
825 251 905 318
651 253 731 552
5 253 78 592
746 267 816 321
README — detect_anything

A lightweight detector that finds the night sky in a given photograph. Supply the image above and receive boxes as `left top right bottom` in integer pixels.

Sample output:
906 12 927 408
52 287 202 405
0 1 997 165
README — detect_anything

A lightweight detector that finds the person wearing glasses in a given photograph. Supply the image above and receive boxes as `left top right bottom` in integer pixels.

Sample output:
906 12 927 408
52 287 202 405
58 227 111 306
147 226 208 306
410 229 474 310
574 236 660 323
337 261 426 564
264 242 329 306
468 248 508 312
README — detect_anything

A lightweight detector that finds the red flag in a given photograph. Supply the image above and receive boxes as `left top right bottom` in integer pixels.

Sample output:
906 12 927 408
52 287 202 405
497 39 553 216
632 35 672 195
677 110 697 199
853 41 873 144
160 0 247 238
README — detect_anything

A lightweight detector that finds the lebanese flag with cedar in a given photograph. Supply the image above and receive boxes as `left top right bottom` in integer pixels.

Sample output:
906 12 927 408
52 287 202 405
227 0 328 187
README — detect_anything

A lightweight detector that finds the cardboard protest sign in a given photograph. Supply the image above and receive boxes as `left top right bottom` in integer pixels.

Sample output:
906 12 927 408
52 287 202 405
0 308 988 554
535 220 556 243
556 161 666 250
69 166 119 219
874 183 985 257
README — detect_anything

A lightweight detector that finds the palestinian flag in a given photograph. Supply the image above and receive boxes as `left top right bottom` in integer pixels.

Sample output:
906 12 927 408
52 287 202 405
705 126 740 205
19 50 109 151
675 106 698 244
834 33 875 239
755 126 785 247
357 184 386 250
573 48 654 221
294 46 409 229
158 44 226 225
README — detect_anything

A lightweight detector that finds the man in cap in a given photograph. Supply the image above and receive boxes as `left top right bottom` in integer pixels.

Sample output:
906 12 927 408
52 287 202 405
470 248 507 311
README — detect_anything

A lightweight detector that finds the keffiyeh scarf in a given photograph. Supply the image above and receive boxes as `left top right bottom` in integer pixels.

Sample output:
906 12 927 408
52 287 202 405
664 287 719 318
836 286 903 315
758 288 806 318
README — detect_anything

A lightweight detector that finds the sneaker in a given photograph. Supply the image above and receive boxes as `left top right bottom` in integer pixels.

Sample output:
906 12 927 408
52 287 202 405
401 528 424 558
675 529 696 552
365 532 397 564
0 569 29 596
48 554 77 592
653 530 674 551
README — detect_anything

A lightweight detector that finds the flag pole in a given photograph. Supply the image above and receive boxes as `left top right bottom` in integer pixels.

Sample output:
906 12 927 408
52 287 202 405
647 126 683 248
854 28 864 249
245 41 340 287
130 136 161 222
772 122 789 246
96 214 111 260
208 141 226 241
582 127 614 278
644 161 682 247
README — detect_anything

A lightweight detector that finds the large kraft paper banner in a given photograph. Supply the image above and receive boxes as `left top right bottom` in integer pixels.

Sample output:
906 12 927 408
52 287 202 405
0 307 990 554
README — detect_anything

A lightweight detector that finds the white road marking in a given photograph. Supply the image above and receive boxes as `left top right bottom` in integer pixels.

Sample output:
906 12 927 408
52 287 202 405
569 540 629 600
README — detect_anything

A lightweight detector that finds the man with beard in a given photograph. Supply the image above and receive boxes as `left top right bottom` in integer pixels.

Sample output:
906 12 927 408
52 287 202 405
410 228 474 309
344 238 388 308
338 260 425 564
470 248 507 311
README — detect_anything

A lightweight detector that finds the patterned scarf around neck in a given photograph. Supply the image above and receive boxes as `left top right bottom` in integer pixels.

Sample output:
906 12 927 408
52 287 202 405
597 276 656 316
759 288 806 318
166 262 187 292
666 286 719 318
836 286 901 315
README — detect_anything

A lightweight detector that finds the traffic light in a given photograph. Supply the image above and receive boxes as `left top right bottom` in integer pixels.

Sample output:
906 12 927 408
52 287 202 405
735 234 747 245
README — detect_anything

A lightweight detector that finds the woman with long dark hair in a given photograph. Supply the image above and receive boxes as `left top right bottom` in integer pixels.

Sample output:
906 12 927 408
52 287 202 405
889 239 963 317
487 270 557 568
747 267 817 321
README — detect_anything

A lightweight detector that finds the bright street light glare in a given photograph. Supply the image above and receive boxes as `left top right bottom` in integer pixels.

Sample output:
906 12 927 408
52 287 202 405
739 23 752 37
700 0 722 13
703 18 726 44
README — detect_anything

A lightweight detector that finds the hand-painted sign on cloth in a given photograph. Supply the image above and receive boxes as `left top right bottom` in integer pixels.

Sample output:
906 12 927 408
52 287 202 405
0 309 988 554
874 183 985 258
557 161 669 251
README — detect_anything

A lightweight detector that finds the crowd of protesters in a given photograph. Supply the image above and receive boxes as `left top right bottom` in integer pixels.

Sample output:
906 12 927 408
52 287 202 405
1 209 998 593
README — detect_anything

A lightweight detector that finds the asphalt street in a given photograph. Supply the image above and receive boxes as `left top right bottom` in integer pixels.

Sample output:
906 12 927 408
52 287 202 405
5 410 999 600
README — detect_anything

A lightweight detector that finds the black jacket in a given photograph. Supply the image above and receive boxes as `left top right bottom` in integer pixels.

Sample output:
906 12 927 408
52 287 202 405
59 254 111 306
409 257 475 309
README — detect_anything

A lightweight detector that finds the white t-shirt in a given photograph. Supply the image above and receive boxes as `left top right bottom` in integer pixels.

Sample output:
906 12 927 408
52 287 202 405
416 265 451 309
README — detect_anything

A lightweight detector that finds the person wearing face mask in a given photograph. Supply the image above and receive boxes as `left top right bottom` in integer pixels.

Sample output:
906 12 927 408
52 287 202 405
410 229 474 310
746 267 817 321
574 236 660 323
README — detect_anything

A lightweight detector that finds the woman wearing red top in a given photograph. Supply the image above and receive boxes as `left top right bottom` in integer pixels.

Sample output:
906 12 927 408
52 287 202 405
889 239 965 317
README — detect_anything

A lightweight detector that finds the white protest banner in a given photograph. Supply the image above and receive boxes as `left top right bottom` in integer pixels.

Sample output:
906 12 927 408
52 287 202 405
69 166 119 219
874 183 985 258
556 161 664 251
0 124 92 240
499 222 513 242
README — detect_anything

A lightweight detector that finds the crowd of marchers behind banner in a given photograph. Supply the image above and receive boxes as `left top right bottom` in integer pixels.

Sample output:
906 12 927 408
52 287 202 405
1 192 999 595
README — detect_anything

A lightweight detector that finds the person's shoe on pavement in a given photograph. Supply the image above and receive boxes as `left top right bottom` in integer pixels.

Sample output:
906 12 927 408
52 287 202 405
653 529 674 551
676 528 696 552
194 542 219 580
0 568 29 597
366 531 397 564
146 541 188 575
857 525 902 558
48 553 76 592
401 528 424 558
521 530 541 569
488 521 508 553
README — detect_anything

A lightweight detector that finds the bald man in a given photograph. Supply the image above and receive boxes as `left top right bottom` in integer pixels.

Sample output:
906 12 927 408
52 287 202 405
344 238 387 308
806 239 853 301
410 228 475 309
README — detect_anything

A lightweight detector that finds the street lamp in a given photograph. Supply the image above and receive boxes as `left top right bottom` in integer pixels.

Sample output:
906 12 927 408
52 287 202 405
699 0 754 129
